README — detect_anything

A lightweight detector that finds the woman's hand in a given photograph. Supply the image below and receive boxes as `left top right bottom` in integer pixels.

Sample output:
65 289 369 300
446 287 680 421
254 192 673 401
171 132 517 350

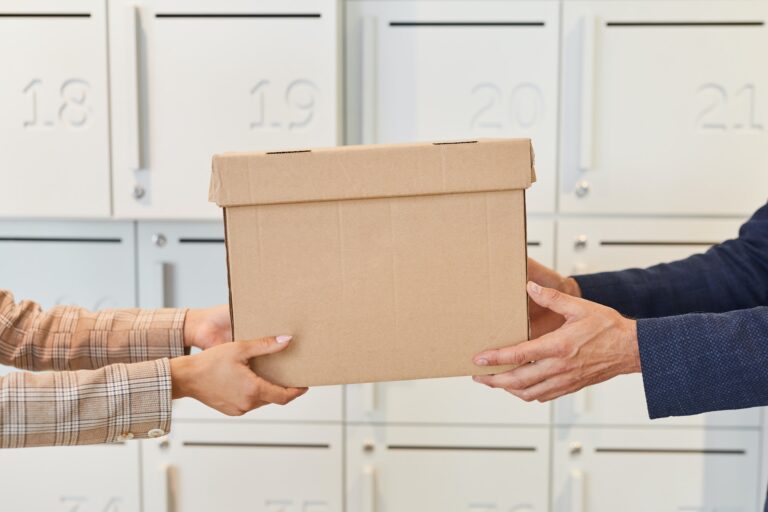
184 305 232 350
527 258 582 338
170 335 307 416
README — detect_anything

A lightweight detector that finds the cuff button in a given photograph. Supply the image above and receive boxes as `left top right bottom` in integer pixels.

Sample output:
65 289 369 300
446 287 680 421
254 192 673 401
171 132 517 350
148 428 166 438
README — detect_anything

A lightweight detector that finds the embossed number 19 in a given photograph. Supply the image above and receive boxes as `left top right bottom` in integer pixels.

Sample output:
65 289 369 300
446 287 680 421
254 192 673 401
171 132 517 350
250 79 318 131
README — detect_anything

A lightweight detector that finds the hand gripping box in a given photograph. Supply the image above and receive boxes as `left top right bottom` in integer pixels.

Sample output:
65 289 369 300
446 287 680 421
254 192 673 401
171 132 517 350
209 139 536 387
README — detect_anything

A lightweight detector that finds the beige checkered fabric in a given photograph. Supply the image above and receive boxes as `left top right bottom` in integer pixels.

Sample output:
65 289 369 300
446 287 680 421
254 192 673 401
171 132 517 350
0 289 186 448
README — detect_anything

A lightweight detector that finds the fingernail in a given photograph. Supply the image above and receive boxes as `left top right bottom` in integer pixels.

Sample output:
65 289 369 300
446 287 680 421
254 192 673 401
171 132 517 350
276 335 293 344
475 357 489 366
528 281 542 295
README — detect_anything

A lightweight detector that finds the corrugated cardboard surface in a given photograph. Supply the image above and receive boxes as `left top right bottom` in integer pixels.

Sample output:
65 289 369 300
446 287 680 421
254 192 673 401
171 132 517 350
212 139 534 387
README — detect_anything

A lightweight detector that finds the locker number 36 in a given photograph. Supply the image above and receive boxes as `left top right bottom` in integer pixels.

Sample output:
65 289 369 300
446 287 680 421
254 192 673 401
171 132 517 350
23 78 91 129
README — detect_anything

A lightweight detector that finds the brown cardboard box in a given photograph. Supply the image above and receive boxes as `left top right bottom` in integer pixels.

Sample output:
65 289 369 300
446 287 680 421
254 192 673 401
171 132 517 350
209 139 535 387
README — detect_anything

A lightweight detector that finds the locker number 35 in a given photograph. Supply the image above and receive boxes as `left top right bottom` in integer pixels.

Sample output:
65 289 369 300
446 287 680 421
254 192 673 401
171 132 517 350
23 78 91 129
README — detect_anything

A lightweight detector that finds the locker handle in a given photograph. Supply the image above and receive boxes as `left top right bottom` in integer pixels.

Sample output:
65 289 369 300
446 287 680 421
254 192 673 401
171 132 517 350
154 261 170 308
126 4 142 173
573 388 589 416
362 383 377 415
361 16 378 144
161 463 177 512
579 15 597 173
570 468 585 512
363 464 376 512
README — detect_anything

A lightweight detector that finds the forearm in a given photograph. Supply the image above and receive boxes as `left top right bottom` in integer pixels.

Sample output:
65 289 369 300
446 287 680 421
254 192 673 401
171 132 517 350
0 359 172 447
637 306 768 419
0 290 186 371
574 205 768 318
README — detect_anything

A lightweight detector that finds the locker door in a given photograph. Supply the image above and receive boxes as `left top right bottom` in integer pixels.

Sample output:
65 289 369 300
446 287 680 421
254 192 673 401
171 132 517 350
109 0 340 219
0 220 139 510
553 428 761 512
527 218 555 268
555 218 759 427
560 1 768 215
0 0 111 217
346 377 549 425
347 425 549 512
346 0 559 213
142 423 343 512
137 221 343 422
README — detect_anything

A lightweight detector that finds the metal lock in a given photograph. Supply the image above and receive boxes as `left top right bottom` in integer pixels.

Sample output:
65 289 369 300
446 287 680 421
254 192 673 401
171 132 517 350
158 439 170 451
569 441 583 455
152 233 167 248
575 180 590 198
133 184 146 200
363 440 376 453
574 234 588 251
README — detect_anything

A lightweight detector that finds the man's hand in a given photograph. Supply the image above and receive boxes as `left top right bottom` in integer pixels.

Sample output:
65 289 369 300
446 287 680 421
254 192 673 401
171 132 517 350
473 281 640 403
184 305 231 350
170 335 307 416
528 258 582 338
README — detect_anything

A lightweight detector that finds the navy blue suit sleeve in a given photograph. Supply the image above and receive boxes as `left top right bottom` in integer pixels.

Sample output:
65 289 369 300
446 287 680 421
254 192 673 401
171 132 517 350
638 307 768 418
573 202 768 318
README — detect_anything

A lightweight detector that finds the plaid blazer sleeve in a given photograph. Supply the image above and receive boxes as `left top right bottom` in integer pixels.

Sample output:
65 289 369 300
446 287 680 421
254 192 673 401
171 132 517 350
0 289 186 370
0 290 185 447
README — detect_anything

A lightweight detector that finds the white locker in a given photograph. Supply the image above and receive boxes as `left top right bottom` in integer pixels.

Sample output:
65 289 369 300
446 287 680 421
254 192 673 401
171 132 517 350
0 1 111 218
0 220 139 510
347 425 549 512
555 218 759 427
560 1 768 215
137 221 343 422
142 423 343 512
553 427 761 512
527 217 555 268
109 0 341 219
346 377 549 426
346 0 559 213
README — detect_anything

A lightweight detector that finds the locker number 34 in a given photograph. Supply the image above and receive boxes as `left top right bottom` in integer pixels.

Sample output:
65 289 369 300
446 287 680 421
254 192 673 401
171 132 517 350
23 78 91 129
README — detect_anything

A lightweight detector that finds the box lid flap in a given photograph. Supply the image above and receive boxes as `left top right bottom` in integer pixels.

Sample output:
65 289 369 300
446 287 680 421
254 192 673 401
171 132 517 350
209 139 535 207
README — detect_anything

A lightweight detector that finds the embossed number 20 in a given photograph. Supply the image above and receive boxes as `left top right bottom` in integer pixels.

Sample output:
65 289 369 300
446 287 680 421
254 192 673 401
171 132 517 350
23 79 91 129
471 83 543 131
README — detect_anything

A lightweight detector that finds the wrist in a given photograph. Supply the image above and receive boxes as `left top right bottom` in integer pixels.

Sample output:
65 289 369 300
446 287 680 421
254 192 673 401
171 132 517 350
562 276 583 298
182 309 200 349
623 319 641 374
170 356 197 399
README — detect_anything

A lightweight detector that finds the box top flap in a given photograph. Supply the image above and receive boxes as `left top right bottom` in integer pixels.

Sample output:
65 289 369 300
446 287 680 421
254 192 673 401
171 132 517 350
209 139 536 207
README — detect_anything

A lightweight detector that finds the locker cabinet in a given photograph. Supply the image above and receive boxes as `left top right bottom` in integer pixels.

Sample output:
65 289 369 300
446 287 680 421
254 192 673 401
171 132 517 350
109 0 341 219
142 422 343 512
555 218 760 427
0 0 111 218
560 1 768 215
347 425 549 512
346 0 559 213
346 219 554 426
553 427 761 512
527 218 555 268
137 221 343 422
0 220 139 510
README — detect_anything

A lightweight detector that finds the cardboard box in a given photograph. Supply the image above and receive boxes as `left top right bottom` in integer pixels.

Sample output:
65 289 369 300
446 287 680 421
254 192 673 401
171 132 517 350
209 139 535 387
